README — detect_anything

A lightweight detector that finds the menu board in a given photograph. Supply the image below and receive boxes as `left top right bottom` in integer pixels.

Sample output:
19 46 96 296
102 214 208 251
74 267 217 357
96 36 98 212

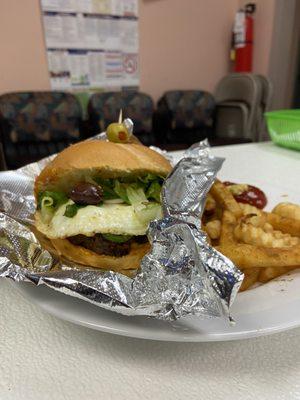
40 0 139 90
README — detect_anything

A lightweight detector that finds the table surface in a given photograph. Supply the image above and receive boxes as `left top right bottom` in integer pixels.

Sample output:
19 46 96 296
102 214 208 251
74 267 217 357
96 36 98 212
1 142 300 400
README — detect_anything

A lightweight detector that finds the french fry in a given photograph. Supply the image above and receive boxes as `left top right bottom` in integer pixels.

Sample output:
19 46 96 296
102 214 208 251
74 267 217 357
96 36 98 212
219 210 237 246
272 202 300 221
204 220 221 240
237 210 300 237
204 194 216 214
210 180 243 218
234 219 299 248
239 267 260 291
239 202 262 216
121 268 138 278
206 179 300 290
263 212 300 237
240 213 265 227
202 205 223 226
216 242 300 269
258 266 298 283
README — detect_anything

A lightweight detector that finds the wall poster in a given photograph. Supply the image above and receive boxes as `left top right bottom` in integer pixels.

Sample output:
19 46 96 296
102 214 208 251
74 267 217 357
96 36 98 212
40 0 139 91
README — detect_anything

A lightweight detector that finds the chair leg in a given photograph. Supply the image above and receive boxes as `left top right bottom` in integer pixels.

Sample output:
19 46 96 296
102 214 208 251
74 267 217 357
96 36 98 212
0 142 7 171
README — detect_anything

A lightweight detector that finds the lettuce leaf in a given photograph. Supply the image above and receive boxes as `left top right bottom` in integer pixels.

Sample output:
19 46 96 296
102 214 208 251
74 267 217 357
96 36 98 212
133 202 162 224
37 175 164 222
114 181 130 204
64 203 83 218
38 191 68 222
95 175 163 204
126 184 147 205
38 190 68 210
64 202 103 218
146 181 162 202
94 178 119 200
138 173 162 184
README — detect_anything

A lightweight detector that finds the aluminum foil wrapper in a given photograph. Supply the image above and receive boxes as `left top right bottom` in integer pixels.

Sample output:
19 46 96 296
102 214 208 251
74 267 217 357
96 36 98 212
0 131 243 320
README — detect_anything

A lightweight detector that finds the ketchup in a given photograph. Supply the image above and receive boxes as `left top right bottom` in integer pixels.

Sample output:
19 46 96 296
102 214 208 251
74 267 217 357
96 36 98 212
224 181 267 209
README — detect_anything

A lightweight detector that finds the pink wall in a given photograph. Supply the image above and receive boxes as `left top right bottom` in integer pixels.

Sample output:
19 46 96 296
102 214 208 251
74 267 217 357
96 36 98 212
139 0 237 101
253 0 276 75
0 0 276 102
0 0 50 94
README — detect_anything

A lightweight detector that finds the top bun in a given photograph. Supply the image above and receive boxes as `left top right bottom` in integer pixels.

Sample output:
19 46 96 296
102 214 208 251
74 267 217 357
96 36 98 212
35 140 172 195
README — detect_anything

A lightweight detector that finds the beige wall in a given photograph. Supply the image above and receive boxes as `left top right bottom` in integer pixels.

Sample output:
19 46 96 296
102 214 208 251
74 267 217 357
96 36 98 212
0 0 50 94
252 0 276 75
139 0 237 101
0 0 276 102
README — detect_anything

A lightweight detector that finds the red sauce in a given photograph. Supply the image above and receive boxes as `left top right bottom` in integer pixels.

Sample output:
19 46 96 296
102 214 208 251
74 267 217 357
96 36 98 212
224 181 267 209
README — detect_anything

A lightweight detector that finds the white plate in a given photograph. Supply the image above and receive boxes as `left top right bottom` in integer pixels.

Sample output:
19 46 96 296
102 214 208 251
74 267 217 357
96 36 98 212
10 143 300 341
11 271 300 342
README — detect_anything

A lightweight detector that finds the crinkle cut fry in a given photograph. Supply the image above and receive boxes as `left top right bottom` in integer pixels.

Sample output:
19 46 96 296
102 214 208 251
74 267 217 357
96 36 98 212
273 202 300 221
234 218 299 248
216 242 300 268
238 209 300 237
240 202 262 216
210 180 243 218
263 212 300 237
236 199 300 237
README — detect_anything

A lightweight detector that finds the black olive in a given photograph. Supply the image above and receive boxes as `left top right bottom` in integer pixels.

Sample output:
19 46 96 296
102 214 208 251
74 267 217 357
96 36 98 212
70 182 103 205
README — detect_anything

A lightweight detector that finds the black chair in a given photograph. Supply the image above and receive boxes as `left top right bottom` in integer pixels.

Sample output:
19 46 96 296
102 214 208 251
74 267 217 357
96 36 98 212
0 142 7 171
87 91 155 145
0 91 83 169
153 90 216 145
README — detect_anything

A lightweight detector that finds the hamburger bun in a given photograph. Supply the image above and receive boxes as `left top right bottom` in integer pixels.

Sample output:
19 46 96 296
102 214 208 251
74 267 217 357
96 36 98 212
34 140 171 272
35 140 172 196
51 237 151 272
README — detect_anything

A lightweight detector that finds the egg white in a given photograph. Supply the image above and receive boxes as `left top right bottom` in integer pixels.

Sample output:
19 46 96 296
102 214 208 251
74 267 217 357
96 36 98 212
36 200 155 239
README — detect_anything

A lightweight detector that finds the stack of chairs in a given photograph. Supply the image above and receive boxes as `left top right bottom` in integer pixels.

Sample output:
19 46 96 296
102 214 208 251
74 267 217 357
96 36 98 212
214 73 273 142
0 92 83 169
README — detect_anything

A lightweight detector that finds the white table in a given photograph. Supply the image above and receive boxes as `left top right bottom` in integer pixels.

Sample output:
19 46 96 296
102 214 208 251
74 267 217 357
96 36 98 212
1 142 300 400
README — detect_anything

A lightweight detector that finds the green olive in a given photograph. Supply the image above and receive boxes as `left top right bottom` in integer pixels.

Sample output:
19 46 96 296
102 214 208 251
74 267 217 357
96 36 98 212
106 123 131 143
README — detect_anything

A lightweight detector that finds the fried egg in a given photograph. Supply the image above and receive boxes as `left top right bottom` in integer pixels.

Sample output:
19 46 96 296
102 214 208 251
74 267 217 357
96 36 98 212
36 201 158 239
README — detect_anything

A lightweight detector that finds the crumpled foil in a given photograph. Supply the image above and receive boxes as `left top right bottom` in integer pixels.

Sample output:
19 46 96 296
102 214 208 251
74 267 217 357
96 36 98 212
0 133 243 320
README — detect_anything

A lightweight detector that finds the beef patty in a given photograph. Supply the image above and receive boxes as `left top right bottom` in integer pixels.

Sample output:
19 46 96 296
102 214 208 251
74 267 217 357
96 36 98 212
68 234 148 257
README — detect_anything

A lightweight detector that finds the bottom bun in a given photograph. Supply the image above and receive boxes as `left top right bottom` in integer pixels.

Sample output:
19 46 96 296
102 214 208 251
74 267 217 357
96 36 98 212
51 237 151 273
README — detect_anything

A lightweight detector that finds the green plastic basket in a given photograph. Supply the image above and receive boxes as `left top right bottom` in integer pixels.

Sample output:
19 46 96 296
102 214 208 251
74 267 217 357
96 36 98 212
264 110 300 151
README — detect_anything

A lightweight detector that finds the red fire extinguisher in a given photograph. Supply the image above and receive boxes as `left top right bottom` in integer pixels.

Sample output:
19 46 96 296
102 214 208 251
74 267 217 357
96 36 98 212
231 3 256 72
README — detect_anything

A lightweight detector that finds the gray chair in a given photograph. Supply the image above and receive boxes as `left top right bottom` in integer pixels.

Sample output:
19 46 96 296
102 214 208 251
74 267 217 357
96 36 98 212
255 75 273 141
214 101 249 139
214 73 266 141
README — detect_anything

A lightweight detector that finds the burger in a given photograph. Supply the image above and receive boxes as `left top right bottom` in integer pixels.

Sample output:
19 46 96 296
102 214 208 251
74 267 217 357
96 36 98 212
34 140 172 273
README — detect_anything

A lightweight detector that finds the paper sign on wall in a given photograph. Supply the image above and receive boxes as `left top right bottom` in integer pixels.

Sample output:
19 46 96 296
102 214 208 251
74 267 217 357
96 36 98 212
40 0 139 90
